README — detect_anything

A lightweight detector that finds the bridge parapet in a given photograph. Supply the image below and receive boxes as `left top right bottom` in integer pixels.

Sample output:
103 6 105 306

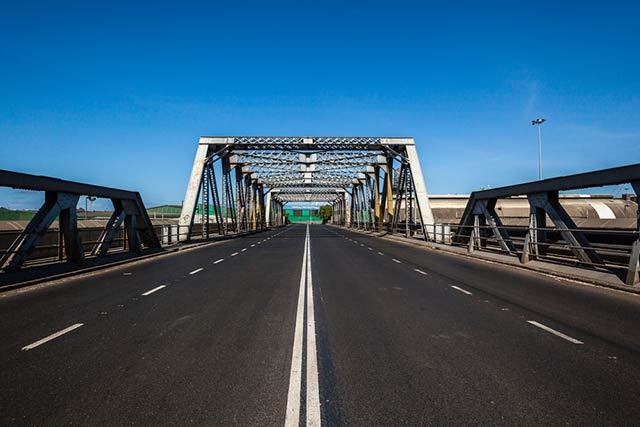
454 164 640 286
0 170 160 272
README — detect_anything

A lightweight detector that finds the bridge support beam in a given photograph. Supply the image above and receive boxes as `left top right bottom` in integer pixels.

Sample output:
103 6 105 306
179 143 209 241
405 144 435 239
625 181 640 286
529 192 603 266
0 192 84 271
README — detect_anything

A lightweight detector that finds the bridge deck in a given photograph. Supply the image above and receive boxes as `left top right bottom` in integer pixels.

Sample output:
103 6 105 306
1 224 639 425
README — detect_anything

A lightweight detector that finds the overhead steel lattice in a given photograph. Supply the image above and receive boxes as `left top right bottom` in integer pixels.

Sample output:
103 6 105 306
179 136 435 240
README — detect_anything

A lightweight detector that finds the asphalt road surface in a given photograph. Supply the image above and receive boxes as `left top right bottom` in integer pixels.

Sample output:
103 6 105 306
2 224 640 426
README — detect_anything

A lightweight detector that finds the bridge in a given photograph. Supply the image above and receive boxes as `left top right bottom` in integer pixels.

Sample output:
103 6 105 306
1 136 640 425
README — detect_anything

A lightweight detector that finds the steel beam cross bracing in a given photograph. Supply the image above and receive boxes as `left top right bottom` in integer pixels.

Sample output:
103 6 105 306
178 136 435 239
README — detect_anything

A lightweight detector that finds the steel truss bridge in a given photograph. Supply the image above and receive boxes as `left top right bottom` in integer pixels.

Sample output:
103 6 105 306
178 136 435 238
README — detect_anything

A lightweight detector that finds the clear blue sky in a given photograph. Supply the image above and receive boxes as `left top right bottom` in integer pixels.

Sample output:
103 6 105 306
1 1 639 209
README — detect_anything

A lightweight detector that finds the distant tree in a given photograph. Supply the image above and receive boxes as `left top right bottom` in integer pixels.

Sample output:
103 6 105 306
318 205 332 222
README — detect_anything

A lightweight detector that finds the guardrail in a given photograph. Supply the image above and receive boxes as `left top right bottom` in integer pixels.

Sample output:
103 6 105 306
0 170 161 272
348 164 640 287
0 220 264 270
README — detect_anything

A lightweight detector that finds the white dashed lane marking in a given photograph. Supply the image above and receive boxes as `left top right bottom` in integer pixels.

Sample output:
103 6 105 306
142 285 167 296
527 320 584 344
189 268 204 275
450 285 472 296
22 323 84 351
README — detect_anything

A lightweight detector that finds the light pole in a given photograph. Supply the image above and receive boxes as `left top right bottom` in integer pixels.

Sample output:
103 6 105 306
85 196 96 220
531 118 546 180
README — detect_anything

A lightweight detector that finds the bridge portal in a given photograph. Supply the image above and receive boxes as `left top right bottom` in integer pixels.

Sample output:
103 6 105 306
178 136 435 239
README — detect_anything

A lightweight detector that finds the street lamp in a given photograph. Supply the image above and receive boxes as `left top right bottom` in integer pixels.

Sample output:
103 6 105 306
85 196 96 220
531 118 546 180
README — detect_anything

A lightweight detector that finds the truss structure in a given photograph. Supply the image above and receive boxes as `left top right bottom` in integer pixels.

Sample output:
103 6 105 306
179 136 434 239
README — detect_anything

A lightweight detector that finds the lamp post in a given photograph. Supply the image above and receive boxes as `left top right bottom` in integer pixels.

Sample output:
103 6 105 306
531 118 546 180
85 196 96 220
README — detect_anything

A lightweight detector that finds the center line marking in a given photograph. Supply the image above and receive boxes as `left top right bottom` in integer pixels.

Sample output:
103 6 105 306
231 252 239 257
392 258 402 263
450 285 472 295
527 320 584 344
142 285 166 296
285 224 321 426
189 268 204 275
22 323 84 351
414 268 428 275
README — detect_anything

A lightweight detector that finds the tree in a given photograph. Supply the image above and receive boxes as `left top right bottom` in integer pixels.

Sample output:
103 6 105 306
318 205 332 222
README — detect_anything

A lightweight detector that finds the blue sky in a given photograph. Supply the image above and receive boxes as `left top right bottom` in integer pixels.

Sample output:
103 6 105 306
1 1 639 209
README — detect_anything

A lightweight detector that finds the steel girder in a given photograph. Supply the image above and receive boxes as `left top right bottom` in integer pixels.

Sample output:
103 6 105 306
179 136 435 239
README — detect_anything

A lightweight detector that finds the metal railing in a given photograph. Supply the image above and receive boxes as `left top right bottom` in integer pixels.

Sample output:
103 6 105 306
0 220 270 270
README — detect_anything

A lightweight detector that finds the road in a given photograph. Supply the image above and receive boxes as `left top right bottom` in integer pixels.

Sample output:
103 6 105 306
1 224 640 425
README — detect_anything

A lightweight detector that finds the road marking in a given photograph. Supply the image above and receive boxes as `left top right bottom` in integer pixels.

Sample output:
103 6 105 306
285 224 321 426
241 248 247 252
285 225 308 426
22 323 84 351
251 244 256 247
122 272 132 276
231 252 239 257
527 320 584 344
414 268 428 275
213 259 224 264
142 285 166 296
305 225 321 426
257 242 262 245
392 258 402 263
367 247 373 251
450 285 472 295
360 244 364 247
189 268 204 275
377 251 384 255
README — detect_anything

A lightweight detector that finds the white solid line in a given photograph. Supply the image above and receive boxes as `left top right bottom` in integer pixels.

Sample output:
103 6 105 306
22 323 84 351
527 320 584 344
142 285 167 296
392 258 402 263
231 252 239 257
305 224 321 426
450 285 472 296
414 268 428 275
189 268 204 275
241 248 247 252
213 259 224 264
285 225 309 426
